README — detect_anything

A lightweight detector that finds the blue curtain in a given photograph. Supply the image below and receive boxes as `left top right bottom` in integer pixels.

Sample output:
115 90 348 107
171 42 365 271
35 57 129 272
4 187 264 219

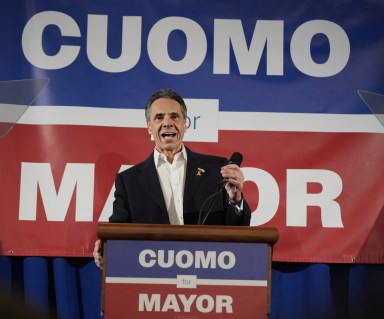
0 257 102 319
1 256 383 319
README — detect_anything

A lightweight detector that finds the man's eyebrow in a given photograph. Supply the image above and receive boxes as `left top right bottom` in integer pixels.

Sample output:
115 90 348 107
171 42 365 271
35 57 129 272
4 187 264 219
154 112 179 117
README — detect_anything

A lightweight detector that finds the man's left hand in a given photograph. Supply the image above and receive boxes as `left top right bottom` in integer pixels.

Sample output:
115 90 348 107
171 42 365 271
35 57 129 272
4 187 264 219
221 164 244 204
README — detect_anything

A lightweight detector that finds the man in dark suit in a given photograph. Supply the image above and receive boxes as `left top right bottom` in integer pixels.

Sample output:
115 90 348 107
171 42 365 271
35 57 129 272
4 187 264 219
94 89 251 268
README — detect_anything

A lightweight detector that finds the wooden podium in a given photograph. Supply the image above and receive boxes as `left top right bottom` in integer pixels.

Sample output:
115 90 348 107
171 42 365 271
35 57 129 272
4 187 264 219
97 223 279 319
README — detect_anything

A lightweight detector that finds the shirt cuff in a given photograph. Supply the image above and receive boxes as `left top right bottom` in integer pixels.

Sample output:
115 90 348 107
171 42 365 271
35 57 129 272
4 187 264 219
229 196 244 216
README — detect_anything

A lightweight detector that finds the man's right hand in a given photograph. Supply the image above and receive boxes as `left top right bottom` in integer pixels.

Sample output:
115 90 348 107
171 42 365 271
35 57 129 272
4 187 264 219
93 239 104 270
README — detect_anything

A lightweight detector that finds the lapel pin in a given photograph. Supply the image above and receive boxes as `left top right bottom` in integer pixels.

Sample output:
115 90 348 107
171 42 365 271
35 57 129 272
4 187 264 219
197 167 205 176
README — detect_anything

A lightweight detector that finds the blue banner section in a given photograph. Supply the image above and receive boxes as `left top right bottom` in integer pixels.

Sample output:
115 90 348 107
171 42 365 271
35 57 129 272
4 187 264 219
1 0 383 114
106 240 268 280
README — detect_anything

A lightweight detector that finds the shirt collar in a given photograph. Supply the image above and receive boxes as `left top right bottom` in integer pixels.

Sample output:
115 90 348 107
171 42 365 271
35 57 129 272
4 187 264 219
154 144 187 167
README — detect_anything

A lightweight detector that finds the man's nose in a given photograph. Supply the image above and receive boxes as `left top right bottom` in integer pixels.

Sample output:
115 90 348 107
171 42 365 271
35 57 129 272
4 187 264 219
162 116 174 127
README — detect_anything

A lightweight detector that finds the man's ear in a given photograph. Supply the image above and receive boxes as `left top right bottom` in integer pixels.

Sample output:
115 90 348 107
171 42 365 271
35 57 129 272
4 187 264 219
147 122 152 135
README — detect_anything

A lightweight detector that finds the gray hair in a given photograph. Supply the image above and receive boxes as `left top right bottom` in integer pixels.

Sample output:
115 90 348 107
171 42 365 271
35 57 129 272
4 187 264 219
145 89 187 121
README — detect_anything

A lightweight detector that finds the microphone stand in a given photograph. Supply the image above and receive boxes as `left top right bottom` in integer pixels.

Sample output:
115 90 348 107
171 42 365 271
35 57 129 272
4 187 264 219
198 180 225 225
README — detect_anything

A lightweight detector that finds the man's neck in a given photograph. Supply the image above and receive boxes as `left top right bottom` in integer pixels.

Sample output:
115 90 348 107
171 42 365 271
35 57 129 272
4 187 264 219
156 145 184 164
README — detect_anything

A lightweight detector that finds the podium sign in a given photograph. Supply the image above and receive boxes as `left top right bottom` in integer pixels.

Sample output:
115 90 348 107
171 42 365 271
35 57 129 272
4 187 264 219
105 240 268 318
98 224 279 319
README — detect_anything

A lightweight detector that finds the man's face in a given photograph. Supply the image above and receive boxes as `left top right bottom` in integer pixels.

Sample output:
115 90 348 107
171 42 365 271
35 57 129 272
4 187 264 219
147 98 187 155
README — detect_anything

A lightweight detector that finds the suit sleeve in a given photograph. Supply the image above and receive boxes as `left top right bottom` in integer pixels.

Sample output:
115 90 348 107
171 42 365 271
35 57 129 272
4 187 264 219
225 195 252 226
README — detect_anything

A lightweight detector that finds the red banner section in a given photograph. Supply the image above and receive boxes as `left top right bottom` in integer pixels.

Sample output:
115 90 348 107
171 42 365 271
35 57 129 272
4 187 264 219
1 124 383 263
105 284 267 319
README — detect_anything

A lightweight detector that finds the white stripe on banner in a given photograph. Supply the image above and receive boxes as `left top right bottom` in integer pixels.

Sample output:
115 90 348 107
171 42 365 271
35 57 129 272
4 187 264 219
0 103 29 122
106 277 267 287
17 104 384 134
220 112 384 133
18 105 145 128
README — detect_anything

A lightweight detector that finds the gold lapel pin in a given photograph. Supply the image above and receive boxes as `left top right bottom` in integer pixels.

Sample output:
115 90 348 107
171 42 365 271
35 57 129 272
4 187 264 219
197 167 205 176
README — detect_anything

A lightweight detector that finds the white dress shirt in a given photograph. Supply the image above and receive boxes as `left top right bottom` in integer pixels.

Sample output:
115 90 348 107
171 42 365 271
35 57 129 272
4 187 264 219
154 146 187 225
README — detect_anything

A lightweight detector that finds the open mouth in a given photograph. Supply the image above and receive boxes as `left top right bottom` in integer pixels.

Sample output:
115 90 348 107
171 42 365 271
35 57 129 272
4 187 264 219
161 132 177 139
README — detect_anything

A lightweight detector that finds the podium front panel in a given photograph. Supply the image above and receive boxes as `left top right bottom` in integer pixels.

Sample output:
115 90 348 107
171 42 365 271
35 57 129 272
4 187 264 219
103 239 269 319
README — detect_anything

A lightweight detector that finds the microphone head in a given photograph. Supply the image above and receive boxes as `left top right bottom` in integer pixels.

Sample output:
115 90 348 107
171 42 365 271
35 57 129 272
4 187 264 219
228 152 243 167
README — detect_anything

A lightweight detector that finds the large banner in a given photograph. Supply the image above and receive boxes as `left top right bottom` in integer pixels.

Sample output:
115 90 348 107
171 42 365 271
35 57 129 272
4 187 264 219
0 0 383 263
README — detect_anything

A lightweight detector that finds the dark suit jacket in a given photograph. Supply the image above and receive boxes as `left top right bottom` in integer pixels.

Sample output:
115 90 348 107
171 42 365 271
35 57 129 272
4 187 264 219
109 147 251 226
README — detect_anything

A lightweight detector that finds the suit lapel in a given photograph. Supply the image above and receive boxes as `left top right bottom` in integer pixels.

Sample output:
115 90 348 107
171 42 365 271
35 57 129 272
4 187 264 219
137 153 168 215
183 148 204 204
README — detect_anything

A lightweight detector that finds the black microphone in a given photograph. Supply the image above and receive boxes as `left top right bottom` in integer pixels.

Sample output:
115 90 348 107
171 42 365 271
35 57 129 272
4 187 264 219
198 152 243 225
228 152 243 166
221 152 243 186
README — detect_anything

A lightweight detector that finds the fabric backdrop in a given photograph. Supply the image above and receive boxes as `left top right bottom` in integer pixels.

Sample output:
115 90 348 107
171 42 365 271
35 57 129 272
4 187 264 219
1 257 384 319
1 1 384 318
